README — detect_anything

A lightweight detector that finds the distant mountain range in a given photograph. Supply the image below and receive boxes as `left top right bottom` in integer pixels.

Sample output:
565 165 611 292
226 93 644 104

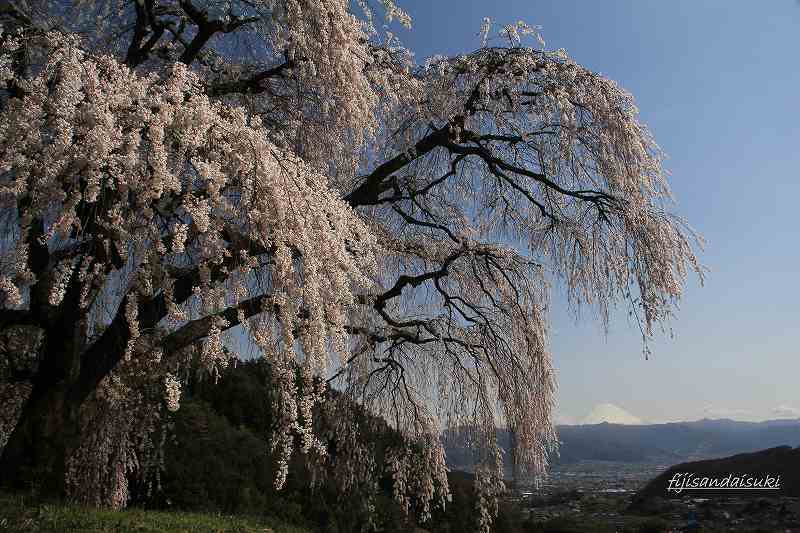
444 418 800 470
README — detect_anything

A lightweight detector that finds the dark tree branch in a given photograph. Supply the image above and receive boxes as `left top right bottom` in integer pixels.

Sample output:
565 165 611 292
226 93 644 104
125 0 166 67
391 204 459 243
161 293 271 356
344 126 451 207
209 59 296 96
73 224 275 403
177 0 258 65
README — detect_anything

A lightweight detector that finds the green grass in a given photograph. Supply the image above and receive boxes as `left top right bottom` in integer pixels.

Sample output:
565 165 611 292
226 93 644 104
0 493 311 533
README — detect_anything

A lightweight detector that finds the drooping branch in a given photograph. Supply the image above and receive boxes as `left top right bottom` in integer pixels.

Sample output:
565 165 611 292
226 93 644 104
347 125 620 229
444 135 621 222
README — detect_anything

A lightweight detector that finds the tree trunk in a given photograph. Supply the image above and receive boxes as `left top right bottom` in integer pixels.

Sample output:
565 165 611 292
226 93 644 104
0 380 79 495
0 316 84 497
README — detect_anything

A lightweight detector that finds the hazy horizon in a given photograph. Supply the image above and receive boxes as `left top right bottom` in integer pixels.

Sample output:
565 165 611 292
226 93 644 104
554 402 800 426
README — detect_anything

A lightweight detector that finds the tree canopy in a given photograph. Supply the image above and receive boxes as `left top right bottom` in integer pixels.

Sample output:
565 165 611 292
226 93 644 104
0 3 702 531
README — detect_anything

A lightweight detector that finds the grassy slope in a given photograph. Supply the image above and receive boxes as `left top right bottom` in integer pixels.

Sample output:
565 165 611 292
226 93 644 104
0 493 310 533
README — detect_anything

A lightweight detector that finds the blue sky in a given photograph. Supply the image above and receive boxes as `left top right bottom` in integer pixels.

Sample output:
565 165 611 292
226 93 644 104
394 1 800 423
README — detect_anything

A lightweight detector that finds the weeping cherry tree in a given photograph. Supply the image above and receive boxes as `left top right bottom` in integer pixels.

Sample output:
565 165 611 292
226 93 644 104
0 3 702 530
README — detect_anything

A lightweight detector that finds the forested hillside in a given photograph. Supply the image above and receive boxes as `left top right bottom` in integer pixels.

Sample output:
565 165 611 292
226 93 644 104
133 359 495 533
